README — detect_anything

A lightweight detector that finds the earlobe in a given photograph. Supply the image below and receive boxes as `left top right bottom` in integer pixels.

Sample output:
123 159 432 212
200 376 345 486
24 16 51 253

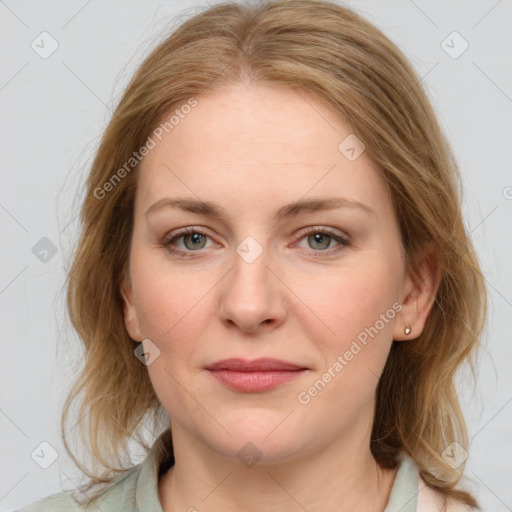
394 245 441 341
120 273 143 342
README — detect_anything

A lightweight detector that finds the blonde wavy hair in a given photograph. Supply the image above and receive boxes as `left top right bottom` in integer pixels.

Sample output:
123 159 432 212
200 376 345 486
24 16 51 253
62 0 487 508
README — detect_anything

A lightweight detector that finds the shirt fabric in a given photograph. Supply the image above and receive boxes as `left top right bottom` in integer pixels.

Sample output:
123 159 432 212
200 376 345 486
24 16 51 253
17 429 469 512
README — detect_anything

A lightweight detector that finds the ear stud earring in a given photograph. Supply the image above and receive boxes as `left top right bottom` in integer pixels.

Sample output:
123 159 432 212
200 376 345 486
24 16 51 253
404 323 412 335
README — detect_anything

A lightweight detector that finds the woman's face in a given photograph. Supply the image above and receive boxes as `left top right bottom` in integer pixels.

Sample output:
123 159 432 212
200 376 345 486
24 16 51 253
122 83 417 463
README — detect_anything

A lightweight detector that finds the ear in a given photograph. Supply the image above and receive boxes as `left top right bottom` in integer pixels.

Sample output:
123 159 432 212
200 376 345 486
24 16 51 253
393 245 442 341
120 271 143 342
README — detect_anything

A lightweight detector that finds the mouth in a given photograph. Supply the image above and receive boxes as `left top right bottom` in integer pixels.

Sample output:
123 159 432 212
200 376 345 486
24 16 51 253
204 358 309 393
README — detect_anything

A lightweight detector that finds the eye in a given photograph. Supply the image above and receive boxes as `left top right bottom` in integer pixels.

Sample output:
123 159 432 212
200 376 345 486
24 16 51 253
294 227 350 255
162 226 351 258
162 227 213 256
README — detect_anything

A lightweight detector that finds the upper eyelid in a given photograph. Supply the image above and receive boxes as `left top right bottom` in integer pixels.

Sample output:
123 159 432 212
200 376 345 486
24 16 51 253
165 225 347 239
294 225 348 238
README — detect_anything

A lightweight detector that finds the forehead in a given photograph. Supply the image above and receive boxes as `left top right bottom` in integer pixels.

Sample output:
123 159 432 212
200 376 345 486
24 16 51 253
135 84 391 217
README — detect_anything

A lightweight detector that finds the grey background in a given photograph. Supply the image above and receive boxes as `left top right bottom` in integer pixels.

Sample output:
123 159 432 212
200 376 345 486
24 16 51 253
1 1 511 511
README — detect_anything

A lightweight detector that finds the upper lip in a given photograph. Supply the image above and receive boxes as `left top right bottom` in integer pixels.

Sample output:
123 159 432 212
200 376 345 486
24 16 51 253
205 358 307 372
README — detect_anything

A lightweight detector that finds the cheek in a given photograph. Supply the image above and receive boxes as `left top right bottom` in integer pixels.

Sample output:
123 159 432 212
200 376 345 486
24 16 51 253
130 263 221 408
132 265 214 412
130 248 213 341
292 270 399 419
292 259 401 347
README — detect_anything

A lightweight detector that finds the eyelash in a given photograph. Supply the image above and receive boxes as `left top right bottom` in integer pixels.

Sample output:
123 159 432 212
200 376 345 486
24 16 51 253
161 226 351 258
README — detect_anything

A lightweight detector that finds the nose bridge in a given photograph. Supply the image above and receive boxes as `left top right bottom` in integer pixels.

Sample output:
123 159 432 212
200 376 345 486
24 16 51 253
217 233 287 331
231 234 272 297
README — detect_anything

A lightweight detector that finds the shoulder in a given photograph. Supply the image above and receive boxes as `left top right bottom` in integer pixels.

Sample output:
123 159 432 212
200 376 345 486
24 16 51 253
417 476 476 512
17 428 172 512
17 489 84 511
17 466 141 512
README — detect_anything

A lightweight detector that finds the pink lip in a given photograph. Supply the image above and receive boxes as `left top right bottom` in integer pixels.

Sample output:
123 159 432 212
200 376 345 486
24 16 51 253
205 358 308 393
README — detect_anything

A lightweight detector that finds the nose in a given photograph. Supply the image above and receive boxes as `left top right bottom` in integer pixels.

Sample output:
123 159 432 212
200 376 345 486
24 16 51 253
217 242 289 334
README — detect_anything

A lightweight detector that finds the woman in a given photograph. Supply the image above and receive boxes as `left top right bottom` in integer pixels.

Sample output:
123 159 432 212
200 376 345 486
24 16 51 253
19 0 487 510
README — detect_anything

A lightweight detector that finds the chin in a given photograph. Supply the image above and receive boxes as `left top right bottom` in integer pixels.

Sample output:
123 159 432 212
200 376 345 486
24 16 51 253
203 411 312 465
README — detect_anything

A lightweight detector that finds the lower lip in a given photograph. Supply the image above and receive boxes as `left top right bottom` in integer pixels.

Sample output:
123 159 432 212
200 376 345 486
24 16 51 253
208 370 306 392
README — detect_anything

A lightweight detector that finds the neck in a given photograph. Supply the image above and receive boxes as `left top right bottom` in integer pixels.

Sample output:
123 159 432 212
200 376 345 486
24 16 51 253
158 424 398 512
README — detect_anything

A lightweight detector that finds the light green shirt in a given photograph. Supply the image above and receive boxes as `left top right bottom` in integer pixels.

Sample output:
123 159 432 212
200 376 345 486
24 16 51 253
18 429 420 512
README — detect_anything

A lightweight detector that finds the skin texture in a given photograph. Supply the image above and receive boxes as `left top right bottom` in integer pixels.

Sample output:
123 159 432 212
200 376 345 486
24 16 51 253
121 83 439 512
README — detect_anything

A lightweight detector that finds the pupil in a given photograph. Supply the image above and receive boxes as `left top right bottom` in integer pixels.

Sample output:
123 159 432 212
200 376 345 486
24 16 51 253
184 232 205 250
311 233 330 250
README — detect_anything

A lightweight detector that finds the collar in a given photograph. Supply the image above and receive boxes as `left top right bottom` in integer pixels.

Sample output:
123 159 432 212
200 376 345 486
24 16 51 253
384 451 419 511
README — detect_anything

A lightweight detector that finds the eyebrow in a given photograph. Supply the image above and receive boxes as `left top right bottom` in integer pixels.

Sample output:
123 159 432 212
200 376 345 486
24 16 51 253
145 196 375 221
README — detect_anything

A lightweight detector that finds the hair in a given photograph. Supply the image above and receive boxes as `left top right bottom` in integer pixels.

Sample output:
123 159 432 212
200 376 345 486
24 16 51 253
62 0 487 508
